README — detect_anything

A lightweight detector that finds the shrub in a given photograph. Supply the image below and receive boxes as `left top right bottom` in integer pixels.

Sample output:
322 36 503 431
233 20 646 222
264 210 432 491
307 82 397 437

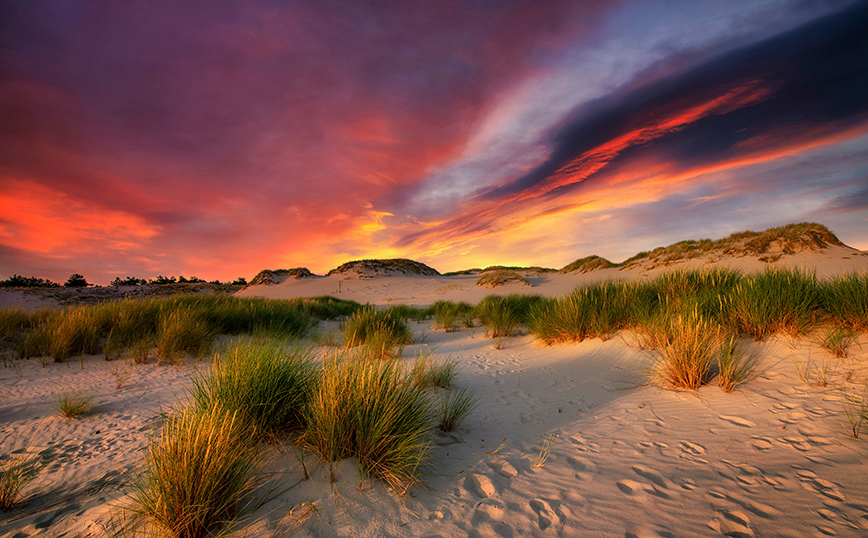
127 404 263 538
342 308 413 349
63 273 90 287
303 354 432 493
55 390 96 418
191 341 316 434
475 294 543 339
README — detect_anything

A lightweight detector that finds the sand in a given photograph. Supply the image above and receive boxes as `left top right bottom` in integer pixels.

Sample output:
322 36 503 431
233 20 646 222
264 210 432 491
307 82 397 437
2 249 868 537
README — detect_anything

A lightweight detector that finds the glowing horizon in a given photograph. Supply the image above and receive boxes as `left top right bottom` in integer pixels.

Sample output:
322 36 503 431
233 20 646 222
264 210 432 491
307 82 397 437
2 0 867 285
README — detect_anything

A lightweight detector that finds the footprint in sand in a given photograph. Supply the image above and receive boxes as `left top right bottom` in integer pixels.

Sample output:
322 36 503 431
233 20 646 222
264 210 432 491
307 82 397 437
799 477 845 502
750 437 773 450
617 479 650 500
489 460 518 479
679 441 706 455
567 456 597 474
529 499 562 531
709 510 753 537
719 415 757 428
632 465 670 489
780 436 812 451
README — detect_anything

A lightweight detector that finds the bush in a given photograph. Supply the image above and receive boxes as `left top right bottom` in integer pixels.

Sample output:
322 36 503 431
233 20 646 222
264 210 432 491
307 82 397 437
55 390 96 418
63 273 90 287
432 301 474 332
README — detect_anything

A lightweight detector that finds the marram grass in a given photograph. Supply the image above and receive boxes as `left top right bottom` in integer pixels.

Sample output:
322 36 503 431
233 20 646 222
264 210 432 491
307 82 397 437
0 437 42 511
55 390 96 418
126 404 263 538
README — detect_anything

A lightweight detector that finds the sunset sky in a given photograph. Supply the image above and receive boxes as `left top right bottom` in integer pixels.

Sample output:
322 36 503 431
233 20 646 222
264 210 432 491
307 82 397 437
2 0 867 284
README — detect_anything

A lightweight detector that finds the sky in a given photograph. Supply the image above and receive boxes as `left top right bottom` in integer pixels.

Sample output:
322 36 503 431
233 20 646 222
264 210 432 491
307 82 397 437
1 0 867 284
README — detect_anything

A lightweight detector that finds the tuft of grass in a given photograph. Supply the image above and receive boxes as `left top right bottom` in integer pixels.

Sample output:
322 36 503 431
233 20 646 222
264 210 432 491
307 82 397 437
723 268 819 340
303 353 432 493
842 387 868 439
412 354 458 389
192 341 316 435
55 390 96 418
156 308 216 363
342 308 413 350
0 308 30 345
476 269 530 288
818 326 857 358
437 386 478 432
0 437 43 511
716 335 757 393
475 294 543 339
533 432 558 467
432 301 474 332
820 272 868 332
530 281 655 344
648 308 718 390
126 404 264 538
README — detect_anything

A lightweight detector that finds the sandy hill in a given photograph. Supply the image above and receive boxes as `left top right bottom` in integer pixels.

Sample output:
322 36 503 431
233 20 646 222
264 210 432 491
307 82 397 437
237 223 868 307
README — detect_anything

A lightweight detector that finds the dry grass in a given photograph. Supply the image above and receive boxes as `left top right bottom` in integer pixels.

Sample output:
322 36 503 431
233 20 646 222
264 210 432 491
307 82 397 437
55 390 96 418
0 437 42 511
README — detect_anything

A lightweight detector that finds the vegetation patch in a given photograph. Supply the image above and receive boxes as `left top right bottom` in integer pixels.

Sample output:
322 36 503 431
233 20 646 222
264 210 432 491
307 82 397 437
476 269 531 288
327 259 440 277
560 255 618 273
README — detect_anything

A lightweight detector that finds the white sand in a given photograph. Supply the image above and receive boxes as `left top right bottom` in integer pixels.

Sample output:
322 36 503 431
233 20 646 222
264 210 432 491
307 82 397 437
2 248 868 537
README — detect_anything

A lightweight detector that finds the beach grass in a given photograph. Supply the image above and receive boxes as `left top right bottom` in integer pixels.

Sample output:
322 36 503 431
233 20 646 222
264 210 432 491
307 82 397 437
723 268 819 340
820 272 868 332
342 307 414 350
432 300 474 332
411 353 458 389
191 341 316 434
648 308 718 390
475 294 542 338
716 334 757 393
55 389 96 418
156 308 216 362
127 403 263 538
303 352 432 493
437 386 478 432
0 437 42 511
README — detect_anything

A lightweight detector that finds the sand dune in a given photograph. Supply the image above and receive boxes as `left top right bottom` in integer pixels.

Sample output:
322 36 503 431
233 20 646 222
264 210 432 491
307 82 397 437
2 226 868 537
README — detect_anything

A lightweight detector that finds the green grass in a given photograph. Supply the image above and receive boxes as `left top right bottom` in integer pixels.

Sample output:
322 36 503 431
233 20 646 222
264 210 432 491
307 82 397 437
432 301 474 332
530 281 656 343
820 272 868 332
156 308 216 362
303 353 432 493
55 390 96 418
0 307 29 344
437 386 478 432
818 326 857 358
0 437 42 511
411 353 458 389
191 341 316 434
475 294 543 339
127 403 263 538
723 269 819 340
716 334 757 393
342 308 414 350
